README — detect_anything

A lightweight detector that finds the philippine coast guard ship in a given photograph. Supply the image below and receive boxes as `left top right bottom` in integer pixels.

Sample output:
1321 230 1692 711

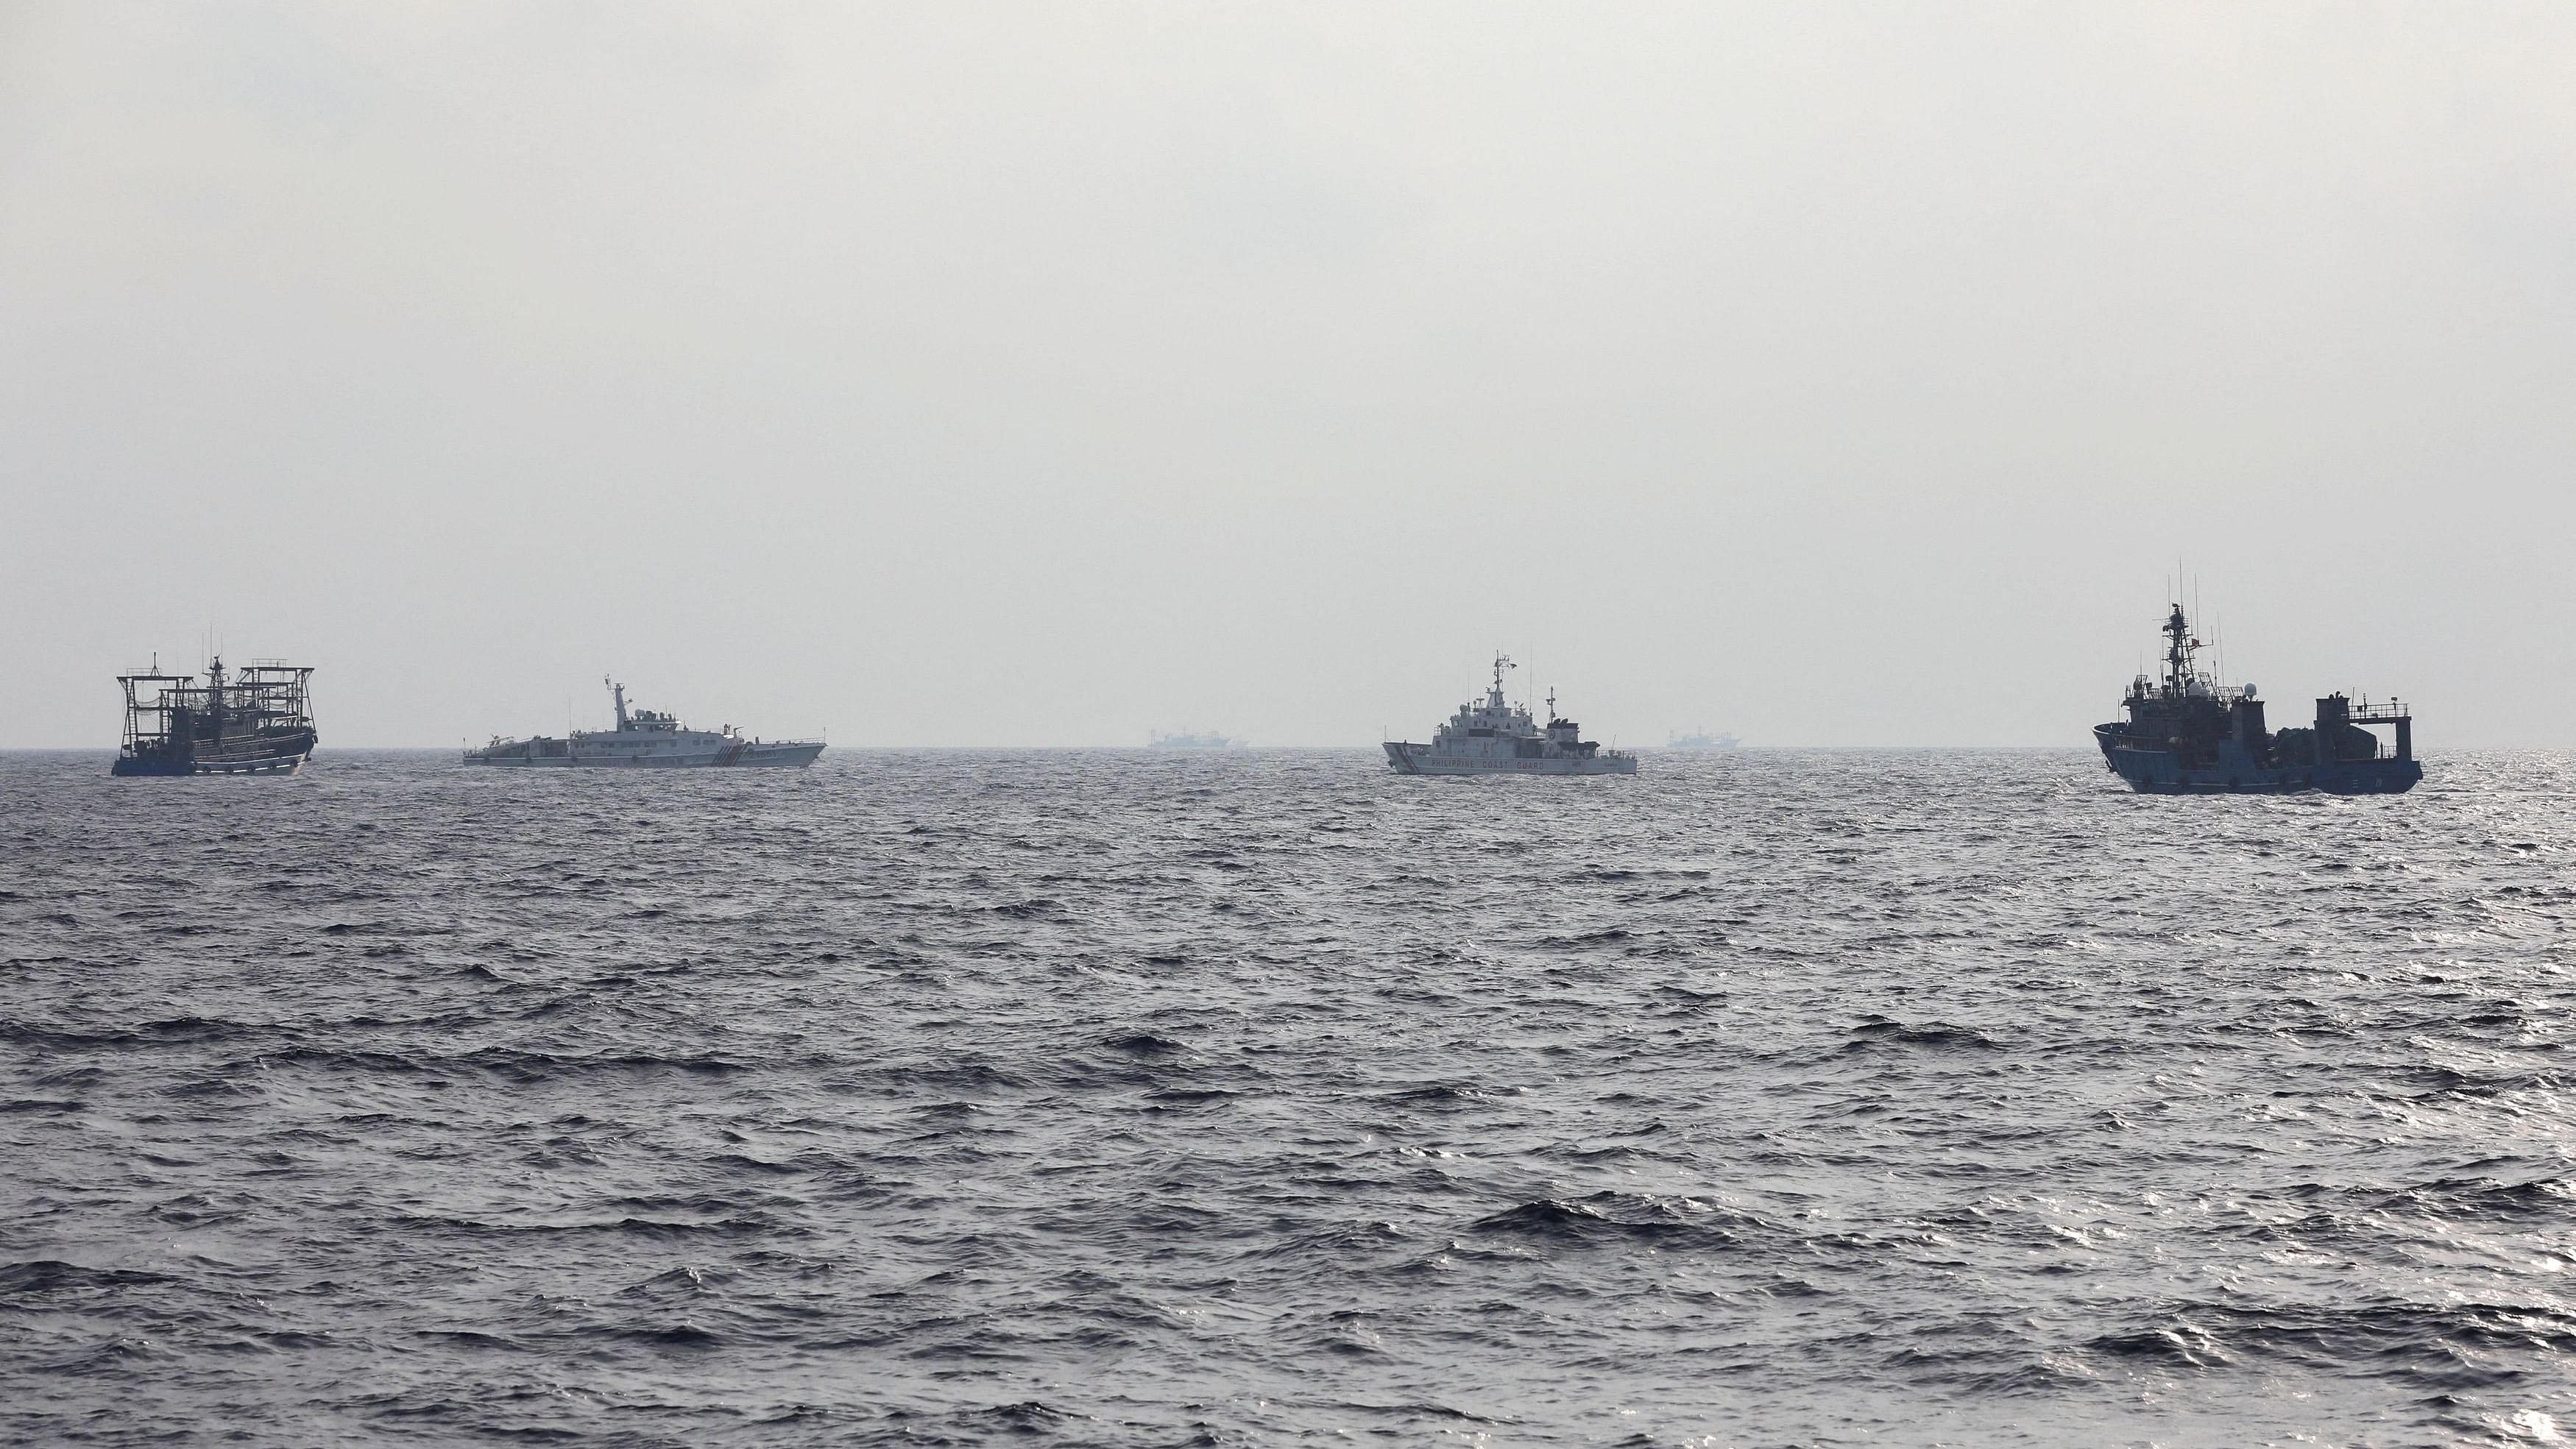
2094 605 2420 794
1384 654 1636 776
113 656 316 776
465 679 824 768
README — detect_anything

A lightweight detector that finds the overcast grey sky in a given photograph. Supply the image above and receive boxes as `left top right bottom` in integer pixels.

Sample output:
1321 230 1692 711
4 3 2571 748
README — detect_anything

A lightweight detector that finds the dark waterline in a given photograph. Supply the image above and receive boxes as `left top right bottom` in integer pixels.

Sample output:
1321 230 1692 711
3 748 2570 1445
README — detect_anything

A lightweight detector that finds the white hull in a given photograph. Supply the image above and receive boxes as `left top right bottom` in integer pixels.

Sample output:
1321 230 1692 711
199 754 310 776
1383 742 1637 776
465 742 824 768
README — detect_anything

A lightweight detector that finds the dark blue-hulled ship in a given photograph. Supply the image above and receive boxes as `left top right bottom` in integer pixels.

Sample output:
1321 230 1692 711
2095 606 2419 795
113 656 317 776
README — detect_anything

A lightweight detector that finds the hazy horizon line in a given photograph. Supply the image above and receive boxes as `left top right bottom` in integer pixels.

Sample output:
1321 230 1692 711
5 742 2541 755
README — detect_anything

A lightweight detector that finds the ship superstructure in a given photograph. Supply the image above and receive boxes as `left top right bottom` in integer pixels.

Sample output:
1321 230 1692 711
2094 604 2420 794
114 657 316 776
465 679 824 768
1384 654 1636 776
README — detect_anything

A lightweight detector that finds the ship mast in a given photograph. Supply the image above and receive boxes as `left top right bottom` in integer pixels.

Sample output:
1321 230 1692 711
1489 653 1514 711
2161 604 2198 697
606 676 629 731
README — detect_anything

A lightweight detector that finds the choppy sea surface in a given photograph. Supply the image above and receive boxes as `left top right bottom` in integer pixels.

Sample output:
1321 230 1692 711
4 748 2574 1448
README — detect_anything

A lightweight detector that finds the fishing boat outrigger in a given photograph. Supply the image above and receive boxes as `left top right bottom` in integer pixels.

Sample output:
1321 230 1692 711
113 656 316 776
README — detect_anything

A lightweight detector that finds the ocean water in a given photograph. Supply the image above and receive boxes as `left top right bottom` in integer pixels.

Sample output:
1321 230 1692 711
3 747 2572 1448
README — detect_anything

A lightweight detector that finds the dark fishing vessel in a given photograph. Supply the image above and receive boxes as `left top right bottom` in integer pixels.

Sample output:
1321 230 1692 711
114 657 317 776
2095 606 2418 795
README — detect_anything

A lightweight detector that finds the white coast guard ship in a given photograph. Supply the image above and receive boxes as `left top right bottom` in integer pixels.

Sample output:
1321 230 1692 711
1383 654 1637 776
1149 729 1242 750
464 679 824 768
1666 728 1740 750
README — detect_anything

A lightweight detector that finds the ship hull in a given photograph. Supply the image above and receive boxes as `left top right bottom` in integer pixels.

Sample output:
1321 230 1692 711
463 741 824 768
113 731 316 777
1383 742 1638 776
2094 729 2421 794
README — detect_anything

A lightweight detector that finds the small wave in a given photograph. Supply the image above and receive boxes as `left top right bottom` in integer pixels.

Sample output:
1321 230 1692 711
0 1260 169 1293
416 1330 523 1352
1468 1191 1752 1248
1538 928 1635 947
1379 1083 1491 1105
1841 1016 2003 1052
2395 1175 2576 1220
879 1062 1033 1091
987 899 1064 919
706 1152 806 1176
2085 1323 2232 1368
2089 1300 2576 1380
971 1400 1079 1429
453 1047 750 1082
